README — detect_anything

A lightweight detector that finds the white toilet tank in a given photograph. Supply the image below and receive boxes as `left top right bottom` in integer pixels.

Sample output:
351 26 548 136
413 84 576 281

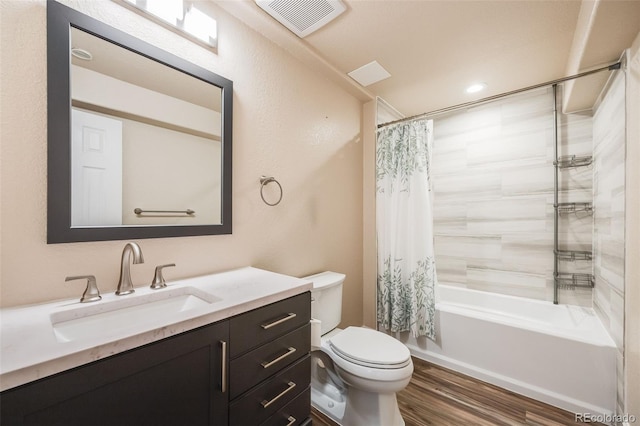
304 271 345 335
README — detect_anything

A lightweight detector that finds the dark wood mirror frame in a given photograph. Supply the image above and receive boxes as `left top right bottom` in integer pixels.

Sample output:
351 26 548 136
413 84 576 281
47 0 232 243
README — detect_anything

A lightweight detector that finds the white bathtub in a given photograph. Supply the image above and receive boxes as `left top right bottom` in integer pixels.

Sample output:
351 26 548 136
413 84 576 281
390 284 617 416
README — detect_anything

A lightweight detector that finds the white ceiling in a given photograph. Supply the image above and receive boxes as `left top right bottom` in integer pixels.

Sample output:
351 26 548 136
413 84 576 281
71 28 222 111
216 0 640 117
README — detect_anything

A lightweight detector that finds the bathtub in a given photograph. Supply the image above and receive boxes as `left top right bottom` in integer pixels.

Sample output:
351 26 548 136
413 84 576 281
391 284 617 416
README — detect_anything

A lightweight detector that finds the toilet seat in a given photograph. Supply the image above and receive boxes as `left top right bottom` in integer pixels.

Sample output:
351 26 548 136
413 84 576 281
328 327 411 369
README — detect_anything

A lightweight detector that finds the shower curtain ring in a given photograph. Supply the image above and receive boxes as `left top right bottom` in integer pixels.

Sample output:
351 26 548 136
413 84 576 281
260 176 283 206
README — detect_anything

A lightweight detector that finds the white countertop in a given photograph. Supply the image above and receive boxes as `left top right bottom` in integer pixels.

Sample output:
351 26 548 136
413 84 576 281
0 267 311 391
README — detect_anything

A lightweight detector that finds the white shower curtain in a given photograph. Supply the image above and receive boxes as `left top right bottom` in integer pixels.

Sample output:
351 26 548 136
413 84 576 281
376 118 437 339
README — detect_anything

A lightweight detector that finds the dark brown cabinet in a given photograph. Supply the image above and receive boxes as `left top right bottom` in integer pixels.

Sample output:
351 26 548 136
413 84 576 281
0 321 229 426
229 292 311 426
0 292 311 426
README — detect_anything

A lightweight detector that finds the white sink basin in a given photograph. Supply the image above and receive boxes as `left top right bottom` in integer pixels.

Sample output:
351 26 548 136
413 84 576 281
50 286 220 343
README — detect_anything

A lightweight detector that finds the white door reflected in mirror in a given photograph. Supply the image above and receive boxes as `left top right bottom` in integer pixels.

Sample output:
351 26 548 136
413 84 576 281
71 109 123 227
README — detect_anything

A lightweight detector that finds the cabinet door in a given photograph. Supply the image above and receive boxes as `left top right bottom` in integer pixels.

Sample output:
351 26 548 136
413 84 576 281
1 321 229 426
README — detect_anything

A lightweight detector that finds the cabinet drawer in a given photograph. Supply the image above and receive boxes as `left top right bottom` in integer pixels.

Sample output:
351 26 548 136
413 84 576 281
230 292 311 357
260 386 310 426
231 324 310 399
229 355 310 426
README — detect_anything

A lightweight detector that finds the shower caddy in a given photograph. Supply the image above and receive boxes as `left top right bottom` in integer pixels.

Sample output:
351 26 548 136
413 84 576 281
552 84 595 304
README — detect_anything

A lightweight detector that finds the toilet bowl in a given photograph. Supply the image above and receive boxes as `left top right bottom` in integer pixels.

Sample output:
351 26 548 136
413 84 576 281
305 272 413 426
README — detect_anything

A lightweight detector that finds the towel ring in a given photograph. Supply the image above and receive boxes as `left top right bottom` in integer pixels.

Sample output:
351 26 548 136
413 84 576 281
260 176 283 206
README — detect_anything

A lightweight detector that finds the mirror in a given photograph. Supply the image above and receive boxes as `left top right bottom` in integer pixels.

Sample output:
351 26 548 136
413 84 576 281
47 1 232 243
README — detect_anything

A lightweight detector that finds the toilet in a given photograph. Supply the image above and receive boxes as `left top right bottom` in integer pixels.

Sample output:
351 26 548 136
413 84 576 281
305 271 413 426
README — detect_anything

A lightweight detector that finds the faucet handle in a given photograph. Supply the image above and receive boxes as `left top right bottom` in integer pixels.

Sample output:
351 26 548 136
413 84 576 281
65 275 102 303
150 264 176 289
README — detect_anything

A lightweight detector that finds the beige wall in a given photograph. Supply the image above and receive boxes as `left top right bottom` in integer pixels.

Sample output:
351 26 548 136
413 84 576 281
362 100 376 328
625 31 640 420
0 0 363 328
120 117 222 225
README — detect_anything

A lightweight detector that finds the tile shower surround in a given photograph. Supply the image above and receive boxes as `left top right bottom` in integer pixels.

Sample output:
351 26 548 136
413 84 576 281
432 86 594 306
430 76 627 420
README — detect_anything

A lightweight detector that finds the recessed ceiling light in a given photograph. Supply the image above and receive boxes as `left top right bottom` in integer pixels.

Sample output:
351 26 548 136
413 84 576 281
71 48 93 61
466 83 487 94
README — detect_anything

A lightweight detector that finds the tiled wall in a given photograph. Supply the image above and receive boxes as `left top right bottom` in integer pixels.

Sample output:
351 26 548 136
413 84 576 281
592 70 626 417
432 86 594 305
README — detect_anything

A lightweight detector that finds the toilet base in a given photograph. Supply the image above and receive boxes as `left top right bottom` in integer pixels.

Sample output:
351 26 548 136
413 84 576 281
342 387 404 426
311 378 405 426
311 385 346 424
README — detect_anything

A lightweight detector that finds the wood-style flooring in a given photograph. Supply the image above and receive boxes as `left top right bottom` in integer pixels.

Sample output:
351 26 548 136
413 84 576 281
311 357 601 426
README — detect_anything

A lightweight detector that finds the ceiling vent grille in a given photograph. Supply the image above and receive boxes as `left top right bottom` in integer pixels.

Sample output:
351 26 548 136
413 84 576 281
255 0 346 38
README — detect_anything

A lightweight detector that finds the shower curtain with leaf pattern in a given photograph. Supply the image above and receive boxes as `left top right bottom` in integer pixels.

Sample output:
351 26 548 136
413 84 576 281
376 118 437 339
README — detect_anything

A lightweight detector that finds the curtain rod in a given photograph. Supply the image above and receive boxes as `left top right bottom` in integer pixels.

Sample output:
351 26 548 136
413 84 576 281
377 61 622 129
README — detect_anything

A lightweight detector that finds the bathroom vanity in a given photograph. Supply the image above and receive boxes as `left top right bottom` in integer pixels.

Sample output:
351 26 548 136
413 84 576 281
0 268 312 426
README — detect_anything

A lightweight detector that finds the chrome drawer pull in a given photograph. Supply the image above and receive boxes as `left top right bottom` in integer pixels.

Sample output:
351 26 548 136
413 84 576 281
261 313 297 330
286 416 296 426
261 347 297 369
261 381 297 408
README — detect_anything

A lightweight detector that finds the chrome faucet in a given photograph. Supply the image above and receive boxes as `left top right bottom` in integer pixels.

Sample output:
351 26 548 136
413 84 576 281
116 242 144 295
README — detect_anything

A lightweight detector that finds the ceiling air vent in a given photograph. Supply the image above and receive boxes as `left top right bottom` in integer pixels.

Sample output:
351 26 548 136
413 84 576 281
255 0 346 38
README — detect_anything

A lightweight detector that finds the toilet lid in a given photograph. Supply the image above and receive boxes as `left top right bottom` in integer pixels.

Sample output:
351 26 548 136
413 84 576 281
328 327 411 368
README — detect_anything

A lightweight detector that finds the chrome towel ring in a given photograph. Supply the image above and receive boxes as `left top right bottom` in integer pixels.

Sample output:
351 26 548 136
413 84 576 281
260 176 283 206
